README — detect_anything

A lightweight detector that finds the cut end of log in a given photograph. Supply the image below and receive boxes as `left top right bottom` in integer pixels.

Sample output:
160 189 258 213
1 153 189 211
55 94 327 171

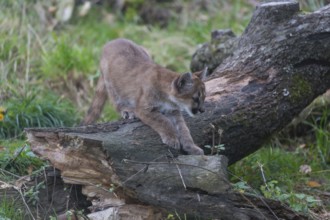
241 0 300 44
256 0 300 18
260 1 299 8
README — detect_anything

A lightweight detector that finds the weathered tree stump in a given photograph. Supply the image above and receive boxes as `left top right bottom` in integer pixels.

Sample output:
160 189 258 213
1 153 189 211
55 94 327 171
25 1 330 219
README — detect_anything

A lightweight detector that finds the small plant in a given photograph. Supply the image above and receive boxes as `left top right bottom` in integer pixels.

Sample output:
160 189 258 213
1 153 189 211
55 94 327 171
204 144 225 155
260 180 282 199
260 180 321 213
0 143 44 178
24 181 45 206
0 195 24 220
205 125 225 155
232 181 252 193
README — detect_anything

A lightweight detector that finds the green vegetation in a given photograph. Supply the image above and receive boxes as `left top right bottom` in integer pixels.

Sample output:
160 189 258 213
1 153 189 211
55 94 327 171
41 35 96 79
307 106 330 166
0 86 77 139
0 0 328 219
0 140 44 181
0 195 24 220
230 106 330 214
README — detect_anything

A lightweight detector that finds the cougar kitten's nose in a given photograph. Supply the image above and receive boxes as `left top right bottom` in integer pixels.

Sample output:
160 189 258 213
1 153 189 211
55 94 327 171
192 108 199 114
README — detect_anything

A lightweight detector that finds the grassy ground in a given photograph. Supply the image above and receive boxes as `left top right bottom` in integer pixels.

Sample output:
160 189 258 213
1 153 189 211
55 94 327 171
0 0 329 219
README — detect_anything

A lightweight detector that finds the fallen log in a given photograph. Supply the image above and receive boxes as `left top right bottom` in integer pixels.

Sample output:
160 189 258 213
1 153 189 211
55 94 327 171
25 1 330 219
26 126 305 219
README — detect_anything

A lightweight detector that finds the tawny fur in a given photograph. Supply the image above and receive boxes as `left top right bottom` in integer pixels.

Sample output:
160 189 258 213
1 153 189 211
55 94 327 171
82 38 207 155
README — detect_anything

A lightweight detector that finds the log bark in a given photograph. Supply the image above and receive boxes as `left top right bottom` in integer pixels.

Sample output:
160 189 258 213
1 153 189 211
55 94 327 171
25 1 330 219
26 126 305 220
195 1 330 164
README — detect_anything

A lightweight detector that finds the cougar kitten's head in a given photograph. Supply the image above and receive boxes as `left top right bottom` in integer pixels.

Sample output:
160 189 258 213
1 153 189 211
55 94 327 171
171 68 207 116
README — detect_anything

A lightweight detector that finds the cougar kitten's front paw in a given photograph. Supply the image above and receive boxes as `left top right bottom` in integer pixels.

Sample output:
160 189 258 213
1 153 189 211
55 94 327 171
121 111 135 119
161 134 180 150
183 145 204 155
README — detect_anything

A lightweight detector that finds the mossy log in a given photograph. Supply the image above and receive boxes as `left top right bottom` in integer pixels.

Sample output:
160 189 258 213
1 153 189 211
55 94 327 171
25 1 330 219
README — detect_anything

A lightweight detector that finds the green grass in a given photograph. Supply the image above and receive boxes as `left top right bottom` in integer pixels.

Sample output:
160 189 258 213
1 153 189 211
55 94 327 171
41 35 96 79
0 195 24 220
307 107 330 167
300 0 326 11
230 147 302 189
230 145 328 213
0 140 45 181
230 107 330 213
0 85 78 139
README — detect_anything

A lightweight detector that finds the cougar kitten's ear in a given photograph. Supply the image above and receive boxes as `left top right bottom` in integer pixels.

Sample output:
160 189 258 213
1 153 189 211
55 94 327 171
174 72 193 91
194 67 208 81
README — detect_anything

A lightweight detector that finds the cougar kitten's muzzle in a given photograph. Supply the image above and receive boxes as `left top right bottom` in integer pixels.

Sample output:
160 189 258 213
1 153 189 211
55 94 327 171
192 106 204 114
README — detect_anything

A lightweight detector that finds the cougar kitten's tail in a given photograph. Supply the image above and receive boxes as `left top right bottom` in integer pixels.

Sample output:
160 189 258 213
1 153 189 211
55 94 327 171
81 74 107 125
